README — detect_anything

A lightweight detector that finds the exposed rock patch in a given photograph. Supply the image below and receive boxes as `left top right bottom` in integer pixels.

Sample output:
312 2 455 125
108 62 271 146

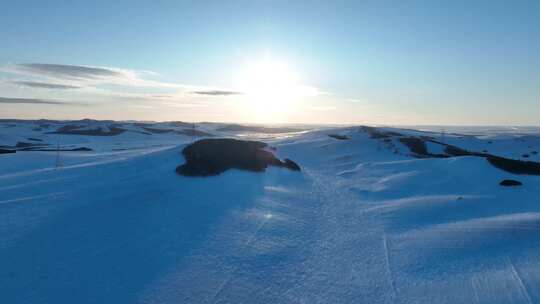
487 156 540 175
15 141 47 149
0 148 16 154
142 127 213 137
399 137 429 157
33 147 92 152
283 158 301 171
362 126 540 176
49 125 126 136
360 126 402 139
16 146 92 152
142 127 175 134
176 138 301 176
444 145 474 157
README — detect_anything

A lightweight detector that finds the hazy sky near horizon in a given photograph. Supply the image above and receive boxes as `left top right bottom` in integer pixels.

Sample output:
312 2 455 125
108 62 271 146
1 0 539 125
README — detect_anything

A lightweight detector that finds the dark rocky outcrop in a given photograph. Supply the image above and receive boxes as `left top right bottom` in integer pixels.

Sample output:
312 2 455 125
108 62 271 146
142 127 174 134
142 127 213 137
360 126 402 139
15 141 47 149
487 156 540 175
283 158 301 171
71 147 93 151
16 146 93 152
328 134 350 140
425 138 487 157
399 137 429 157
444 145 474 157
48 125 126 136
0 148 16 154
361 126 540 176
176 138 301 176
500 179 523 186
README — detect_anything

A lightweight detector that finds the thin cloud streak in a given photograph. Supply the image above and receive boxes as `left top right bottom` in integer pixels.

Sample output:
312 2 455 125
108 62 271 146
4 63 180 88
0 96 68 105
9 81 81 89
192 90 243 96
15 63 122 80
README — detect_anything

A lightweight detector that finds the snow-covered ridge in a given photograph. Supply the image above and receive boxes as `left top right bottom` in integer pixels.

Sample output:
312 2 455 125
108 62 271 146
0 119 316 153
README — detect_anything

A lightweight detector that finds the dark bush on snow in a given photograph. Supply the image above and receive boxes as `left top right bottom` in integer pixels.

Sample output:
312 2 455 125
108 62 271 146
177 138 301 176
500 179 523 186
328 134 350 140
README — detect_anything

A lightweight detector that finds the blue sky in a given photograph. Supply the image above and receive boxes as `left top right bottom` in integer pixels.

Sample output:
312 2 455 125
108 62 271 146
1 0 539 124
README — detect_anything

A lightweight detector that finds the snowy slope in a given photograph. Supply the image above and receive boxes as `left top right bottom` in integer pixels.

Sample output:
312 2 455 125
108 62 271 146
1 122 540 303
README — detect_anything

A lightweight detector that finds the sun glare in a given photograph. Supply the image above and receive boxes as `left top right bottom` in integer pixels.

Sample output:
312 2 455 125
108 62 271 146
235 59 306 122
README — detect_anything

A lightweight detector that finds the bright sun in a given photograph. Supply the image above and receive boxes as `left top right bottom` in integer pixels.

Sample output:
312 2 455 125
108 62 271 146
235 59 308 122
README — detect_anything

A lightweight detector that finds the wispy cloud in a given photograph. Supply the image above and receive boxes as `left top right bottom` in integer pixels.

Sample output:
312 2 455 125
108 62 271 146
1 63 325 112
4 63 324 98
191 90 242 96
3 63 179 88
15 63 122 80
0 96 68 105
9 80 81 89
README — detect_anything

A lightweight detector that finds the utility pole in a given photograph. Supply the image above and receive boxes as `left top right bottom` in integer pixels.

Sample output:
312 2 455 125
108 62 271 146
441 129 446 144
192 122 197 143
55 140 62 169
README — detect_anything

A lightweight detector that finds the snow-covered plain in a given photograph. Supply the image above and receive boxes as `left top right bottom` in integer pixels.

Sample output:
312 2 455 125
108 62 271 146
1 120 540 303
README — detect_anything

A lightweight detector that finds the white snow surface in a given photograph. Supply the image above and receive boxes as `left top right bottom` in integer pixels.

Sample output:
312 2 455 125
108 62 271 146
1 120 540 303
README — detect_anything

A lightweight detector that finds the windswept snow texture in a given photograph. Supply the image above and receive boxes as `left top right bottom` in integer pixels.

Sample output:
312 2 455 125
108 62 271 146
1 121 540 303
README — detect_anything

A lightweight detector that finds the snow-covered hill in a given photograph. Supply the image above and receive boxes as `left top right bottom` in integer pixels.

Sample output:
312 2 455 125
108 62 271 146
1 120 540 303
